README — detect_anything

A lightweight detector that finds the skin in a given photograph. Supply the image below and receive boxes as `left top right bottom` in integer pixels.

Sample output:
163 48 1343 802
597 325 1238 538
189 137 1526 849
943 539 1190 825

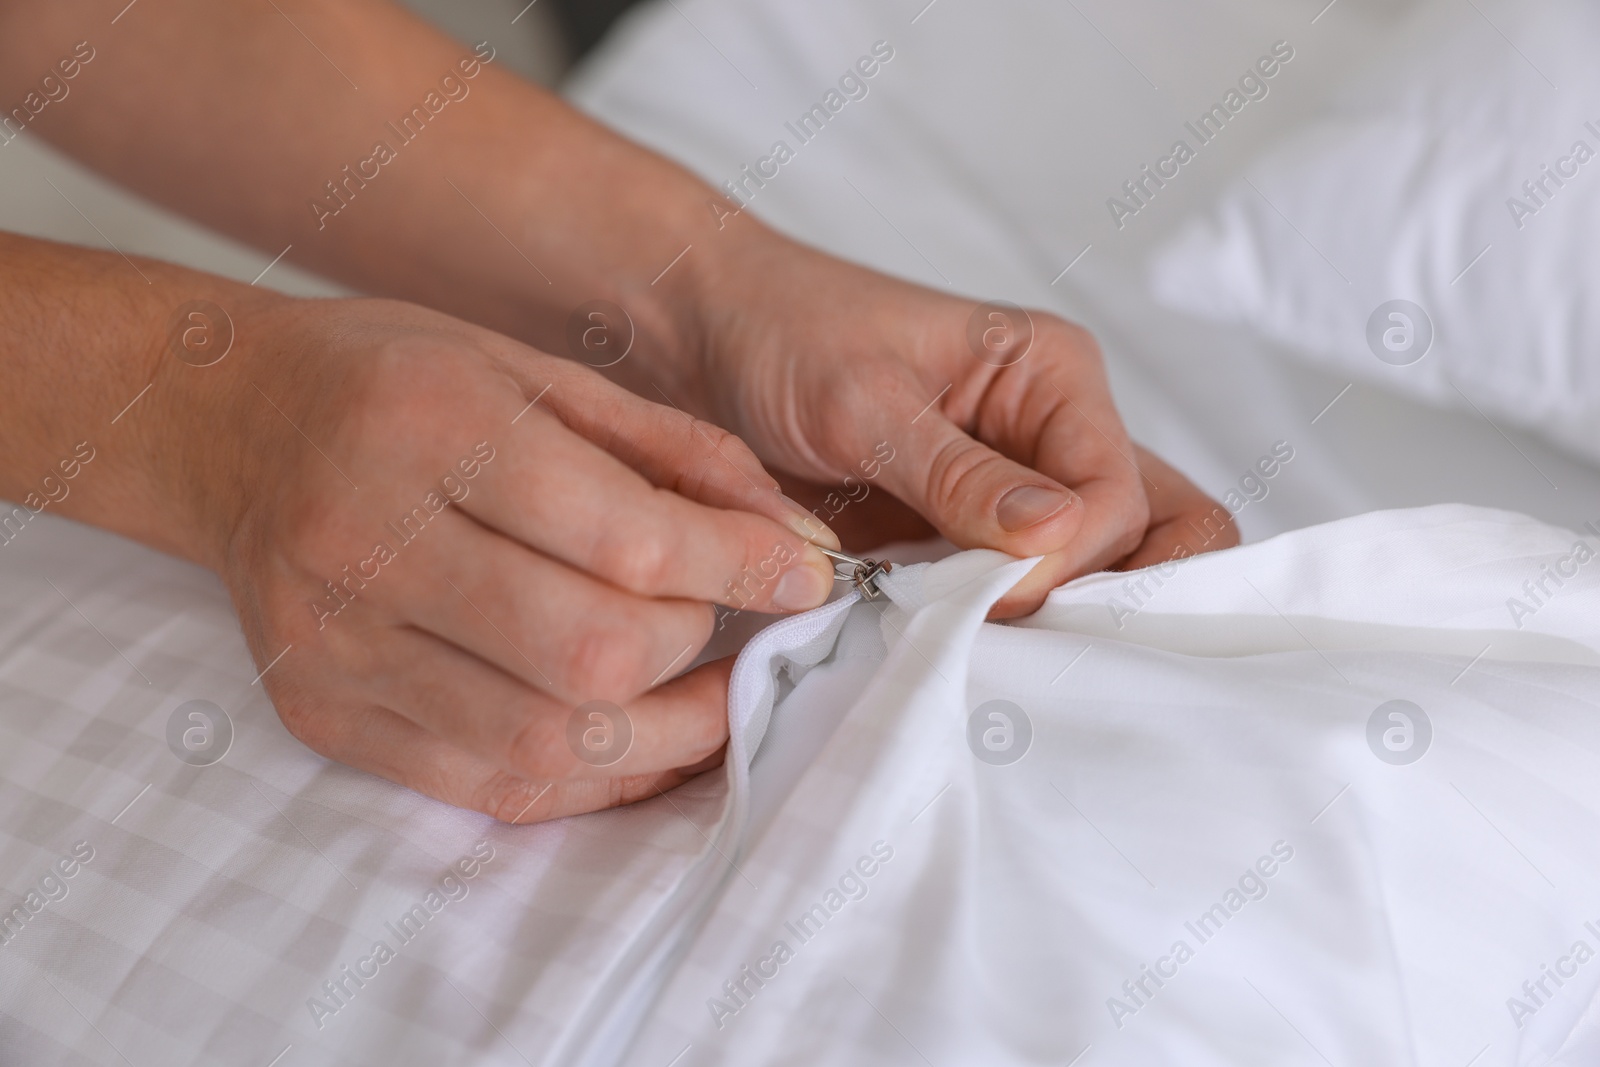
0 0 1235 821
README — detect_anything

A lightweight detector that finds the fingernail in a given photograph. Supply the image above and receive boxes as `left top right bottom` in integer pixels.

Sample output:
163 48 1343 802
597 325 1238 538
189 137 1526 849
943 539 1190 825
772 555 834 611
996 485 1071 532
778 493 841 550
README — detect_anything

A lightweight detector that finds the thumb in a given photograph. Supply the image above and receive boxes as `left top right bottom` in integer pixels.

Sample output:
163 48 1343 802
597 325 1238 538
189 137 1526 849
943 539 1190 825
875 407 1086 555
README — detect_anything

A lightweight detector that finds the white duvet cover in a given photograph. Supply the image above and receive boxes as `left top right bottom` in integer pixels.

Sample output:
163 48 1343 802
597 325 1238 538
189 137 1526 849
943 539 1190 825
9 504 1600 1066
623 505 1600 1067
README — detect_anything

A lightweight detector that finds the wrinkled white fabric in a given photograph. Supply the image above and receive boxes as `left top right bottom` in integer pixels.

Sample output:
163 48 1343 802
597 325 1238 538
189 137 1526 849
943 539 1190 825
622 505 1600 1067
10 505 1600 1065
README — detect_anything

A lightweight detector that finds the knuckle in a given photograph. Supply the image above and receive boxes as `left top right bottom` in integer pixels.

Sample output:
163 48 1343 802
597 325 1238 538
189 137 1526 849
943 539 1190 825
925 435 1008 514
716 429 762 471
1128 474 1154 525
681 705 728 762
727 534 785 597
273 691 338 757
325 615 387 680
1209 506 1242 549
675 420 770 497
1112 518 1147 563
697 423 761 477
1038 314 1100 357
589 522 674 594
474 772 557 824
685 416 740 456
346 342 426 429
563 622 651 700
1115 489 1153 559
343 337 471 452
363 335 422 382
503 709 571 780
688 602 716 653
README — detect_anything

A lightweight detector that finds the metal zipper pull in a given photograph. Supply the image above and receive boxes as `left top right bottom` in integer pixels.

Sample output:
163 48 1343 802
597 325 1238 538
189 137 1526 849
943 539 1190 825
816 546 893 601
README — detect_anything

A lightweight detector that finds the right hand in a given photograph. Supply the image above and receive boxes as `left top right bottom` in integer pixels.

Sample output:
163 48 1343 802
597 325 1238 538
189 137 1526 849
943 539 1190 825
160 296 839 822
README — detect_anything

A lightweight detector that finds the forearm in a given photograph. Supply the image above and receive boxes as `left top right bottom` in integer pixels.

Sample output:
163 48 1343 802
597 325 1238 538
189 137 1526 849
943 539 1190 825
0 0 755 400
0 231 274 564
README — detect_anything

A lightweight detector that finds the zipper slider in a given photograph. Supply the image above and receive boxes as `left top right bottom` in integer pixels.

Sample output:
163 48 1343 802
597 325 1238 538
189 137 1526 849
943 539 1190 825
816 546 893 601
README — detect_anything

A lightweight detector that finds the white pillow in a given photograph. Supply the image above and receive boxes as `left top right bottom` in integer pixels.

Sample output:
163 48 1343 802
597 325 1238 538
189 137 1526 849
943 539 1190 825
1150 0 1600 464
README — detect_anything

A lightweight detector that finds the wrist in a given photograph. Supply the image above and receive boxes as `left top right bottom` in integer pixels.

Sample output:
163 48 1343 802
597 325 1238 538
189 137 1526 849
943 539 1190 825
137 282 298 573
484 156 793 414
626 202 790 410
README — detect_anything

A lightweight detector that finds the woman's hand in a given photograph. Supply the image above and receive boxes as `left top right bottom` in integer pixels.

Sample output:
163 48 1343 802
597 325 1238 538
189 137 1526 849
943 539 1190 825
775 446 1239 603
678 231 1230 617
161 296 839 822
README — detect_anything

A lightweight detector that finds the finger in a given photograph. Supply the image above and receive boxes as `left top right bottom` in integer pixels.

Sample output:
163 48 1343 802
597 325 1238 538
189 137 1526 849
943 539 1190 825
1114 445 1239 571
965 327 1150 616
378 509 713 704
868 397 1089 556
460 402 836 613
279 696 719 823
773 470 937 552
537 368 841 549
984 402 1149 616
348 622 732 781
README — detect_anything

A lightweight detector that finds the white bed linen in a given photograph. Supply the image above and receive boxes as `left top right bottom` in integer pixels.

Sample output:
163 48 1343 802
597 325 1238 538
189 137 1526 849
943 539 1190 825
628 506 1600 1067
0 515 735 1066
13 503 1600 1067
1151 0 1600 465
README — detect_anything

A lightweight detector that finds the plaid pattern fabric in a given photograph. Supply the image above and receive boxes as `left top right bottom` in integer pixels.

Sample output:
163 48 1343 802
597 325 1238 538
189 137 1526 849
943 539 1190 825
0 514 727 1067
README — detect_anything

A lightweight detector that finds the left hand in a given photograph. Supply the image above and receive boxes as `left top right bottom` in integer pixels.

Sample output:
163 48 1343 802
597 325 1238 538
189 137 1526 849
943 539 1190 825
677 231 1231 616
776 444 1240 610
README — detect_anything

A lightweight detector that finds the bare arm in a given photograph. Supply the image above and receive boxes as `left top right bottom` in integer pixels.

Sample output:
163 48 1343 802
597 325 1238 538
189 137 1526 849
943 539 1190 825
0 231 263 562
0 0 723 398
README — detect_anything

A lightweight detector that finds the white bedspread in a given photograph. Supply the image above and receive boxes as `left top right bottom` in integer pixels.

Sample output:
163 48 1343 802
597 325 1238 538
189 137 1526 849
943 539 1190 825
0 514 736 1066
10 505 1600 1066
